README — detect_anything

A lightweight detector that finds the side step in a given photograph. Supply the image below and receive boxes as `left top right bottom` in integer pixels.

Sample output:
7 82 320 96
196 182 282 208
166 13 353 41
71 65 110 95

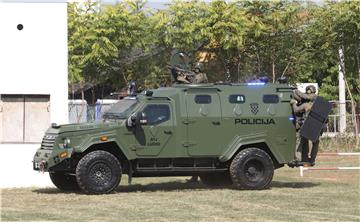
288 161 314 168
132 158 228 177
133 167 227 177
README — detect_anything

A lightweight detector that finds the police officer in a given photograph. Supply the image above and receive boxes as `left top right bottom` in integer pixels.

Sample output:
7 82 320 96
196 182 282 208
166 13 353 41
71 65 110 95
293 85 317 102
291 85 319 165
192 62 208 84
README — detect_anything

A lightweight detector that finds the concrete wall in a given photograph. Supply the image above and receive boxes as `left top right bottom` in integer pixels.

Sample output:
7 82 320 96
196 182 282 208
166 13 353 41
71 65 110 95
0 2 67 187
0 2 68 125
0 144 53 188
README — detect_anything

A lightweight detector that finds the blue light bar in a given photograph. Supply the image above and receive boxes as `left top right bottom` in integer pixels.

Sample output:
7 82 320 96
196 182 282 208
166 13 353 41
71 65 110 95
246 82 266 86
289 116 295 121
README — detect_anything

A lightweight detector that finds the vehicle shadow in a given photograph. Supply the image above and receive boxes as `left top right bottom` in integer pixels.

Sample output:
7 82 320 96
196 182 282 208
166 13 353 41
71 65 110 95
32 181 320 194
115 181 209 193
32 182 223 195
32 188 82 194
271 181 320 189
116 180 320 193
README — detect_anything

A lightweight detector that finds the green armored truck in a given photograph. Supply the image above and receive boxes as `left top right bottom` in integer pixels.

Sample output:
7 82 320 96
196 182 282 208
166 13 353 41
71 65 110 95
34 83 298 194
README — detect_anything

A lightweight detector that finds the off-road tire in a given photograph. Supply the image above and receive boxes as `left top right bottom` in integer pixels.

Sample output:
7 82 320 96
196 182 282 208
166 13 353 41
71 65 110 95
230 148 274 190
76 150 122 194
49 172 80 191
200 172 233 187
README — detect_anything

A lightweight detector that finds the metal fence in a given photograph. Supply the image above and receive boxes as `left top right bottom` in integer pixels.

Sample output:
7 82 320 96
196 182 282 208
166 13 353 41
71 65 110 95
325 114 359 133
68 100 118 123
323 100 359 136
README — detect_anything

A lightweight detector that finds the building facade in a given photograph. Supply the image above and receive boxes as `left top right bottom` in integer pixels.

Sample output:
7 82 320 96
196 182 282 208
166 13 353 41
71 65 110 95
0 0 68 143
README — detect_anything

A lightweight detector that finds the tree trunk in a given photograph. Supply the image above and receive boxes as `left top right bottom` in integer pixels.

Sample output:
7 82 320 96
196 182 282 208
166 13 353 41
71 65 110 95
272 59 275 83
356 103 360 140
91 87 95 105
237 54 241 83
77 89 85 123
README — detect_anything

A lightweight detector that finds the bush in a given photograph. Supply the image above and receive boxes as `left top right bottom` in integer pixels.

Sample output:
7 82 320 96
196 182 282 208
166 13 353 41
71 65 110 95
319 135 360 152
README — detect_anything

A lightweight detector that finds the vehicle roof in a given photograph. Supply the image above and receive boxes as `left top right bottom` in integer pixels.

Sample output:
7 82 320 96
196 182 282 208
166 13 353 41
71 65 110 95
148 83 292 99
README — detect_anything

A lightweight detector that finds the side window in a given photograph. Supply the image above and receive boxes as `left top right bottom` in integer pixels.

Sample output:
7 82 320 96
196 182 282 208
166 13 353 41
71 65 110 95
143 104 170 125
229 95 246 104
195 95 211 104
263 94 279 104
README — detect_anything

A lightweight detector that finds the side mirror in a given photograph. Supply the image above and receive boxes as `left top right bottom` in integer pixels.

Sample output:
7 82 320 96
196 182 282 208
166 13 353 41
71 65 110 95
135 111 147 126
127 113 136 127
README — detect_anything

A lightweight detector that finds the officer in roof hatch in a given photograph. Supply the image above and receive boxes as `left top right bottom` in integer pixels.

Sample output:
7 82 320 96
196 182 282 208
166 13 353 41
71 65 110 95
192 62 208 84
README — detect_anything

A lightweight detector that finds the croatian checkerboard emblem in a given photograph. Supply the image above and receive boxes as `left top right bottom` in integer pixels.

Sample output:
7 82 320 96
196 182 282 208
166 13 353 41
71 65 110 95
250 103 259 115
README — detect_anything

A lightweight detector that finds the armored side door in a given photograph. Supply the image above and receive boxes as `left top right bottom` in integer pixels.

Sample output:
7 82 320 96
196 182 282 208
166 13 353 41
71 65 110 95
132 102 176 156
185 89 223 156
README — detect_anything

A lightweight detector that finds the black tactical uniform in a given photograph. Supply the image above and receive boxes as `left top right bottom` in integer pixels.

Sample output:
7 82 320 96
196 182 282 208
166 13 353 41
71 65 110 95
291 85 319 165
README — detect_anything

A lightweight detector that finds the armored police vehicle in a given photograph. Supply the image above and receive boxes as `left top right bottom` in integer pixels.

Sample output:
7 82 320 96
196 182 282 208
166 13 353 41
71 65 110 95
34 83 297 194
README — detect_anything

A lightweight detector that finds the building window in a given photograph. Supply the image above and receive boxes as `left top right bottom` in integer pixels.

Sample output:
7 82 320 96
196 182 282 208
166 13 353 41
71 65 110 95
143 104 170 125
195 95 211 104
263 94 279 103
229 95 246 104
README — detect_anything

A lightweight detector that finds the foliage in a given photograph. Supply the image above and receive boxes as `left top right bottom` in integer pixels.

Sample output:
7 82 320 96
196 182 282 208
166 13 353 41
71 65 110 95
68 0 360 105
68 0 155 90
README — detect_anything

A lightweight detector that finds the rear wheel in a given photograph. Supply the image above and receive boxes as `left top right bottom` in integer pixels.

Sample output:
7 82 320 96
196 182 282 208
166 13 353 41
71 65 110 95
49 172 80 191
230 148 274 190
200 172 233 187
76 150 122 194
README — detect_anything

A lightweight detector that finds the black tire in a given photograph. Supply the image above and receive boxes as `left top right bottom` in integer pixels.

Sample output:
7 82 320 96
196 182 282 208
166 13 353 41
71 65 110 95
230 148 274 190
76 150 122 194
49 172 80 191
200 172 233 187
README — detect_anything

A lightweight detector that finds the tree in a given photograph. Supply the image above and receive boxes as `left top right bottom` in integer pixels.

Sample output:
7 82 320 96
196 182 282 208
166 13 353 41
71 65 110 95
67 0 360 113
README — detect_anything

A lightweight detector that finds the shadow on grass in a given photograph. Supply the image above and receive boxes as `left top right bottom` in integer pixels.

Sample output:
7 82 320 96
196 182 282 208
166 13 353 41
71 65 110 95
115 181 209 193
32 188 82 194
32 181 211 194
271 181 320 189
32 180 320 195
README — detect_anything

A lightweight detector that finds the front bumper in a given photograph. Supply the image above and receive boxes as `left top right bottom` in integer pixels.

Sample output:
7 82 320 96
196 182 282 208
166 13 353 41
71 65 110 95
33 148 74 172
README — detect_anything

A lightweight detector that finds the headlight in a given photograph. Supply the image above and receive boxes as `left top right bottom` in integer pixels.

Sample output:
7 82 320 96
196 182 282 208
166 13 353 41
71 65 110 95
63 138 71 148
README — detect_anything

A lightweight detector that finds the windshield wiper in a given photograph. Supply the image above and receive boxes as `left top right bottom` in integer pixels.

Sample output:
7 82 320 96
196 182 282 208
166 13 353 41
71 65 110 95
103 113 123 119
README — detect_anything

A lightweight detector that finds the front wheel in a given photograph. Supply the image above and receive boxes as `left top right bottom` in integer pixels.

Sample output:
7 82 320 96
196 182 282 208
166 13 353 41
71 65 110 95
230 148 274 190
76 150 122 194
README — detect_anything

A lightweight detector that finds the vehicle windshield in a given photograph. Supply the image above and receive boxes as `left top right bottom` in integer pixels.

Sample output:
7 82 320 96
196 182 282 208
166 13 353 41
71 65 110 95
103 98 139 119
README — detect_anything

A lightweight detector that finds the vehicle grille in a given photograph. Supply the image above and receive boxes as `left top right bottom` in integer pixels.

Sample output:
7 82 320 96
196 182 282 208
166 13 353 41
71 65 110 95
41 134 58 149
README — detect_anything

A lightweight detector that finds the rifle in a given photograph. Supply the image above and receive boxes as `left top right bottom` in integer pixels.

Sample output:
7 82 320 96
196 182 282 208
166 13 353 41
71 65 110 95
167 65 196 84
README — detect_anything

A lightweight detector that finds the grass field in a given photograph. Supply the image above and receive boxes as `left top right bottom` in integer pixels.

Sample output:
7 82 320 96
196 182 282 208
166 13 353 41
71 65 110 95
1 156 359 222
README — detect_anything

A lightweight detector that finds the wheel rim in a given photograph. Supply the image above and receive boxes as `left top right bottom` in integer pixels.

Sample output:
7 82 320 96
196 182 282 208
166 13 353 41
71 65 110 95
244 159 264 183
89 162 112 187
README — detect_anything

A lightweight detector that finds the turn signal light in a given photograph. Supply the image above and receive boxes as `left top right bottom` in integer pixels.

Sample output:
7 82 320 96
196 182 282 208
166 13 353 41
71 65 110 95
100 136 108 141
59 151 68 159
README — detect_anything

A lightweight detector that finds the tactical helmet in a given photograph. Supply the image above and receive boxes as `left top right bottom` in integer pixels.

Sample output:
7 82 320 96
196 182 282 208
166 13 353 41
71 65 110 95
193 62 204 72
305 85 316 94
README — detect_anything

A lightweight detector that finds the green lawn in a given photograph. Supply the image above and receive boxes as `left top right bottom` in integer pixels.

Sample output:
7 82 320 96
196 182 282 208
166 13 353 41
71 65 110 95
1 156 359 222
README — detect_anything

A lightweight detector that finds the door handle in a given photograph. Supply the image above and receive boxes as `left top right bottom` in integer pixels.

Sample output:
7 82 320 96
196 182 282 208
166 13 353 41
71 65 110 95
212 121 220 126
164 130 172 135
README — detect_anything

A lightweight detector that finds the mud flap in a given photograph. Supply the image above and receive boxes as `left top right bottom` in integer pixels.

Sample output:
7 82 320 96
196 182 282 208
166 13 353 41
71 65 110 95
300 96 332 142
